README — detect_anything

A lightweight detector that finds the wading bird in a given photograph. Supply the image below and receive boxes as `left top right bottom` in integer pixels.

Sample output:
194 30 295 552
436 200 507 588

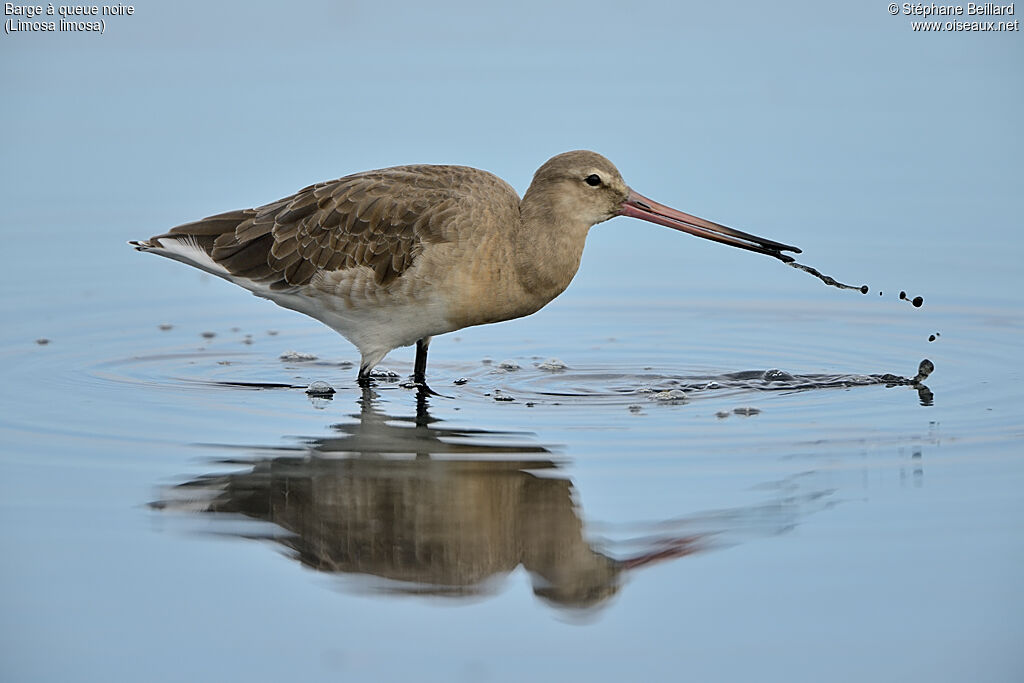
131 151 799 387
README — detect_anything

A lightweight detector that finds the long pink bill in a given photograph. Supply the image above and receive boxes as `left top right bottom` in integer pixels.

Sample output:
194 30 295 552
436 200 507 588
619 190 801 262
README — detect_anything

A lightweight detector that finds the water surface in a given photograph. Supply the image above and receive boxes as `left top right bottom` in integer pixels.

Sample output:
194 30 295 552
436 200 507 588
2 276 1022 681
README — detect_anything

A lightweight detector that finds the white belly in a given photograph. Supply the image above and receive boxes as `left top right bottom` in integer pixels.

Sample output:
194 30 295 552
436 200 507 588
263 266 457 369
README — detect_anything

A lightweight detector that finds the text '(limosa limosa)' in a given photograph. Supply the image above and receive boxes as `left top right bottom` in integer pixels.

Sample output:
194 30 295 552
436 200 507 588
131 151 800 387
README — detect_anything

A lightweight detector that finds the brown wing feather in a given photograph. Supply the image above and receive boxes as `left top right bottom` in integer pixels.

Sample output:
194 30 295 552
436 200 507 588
152 165 511 291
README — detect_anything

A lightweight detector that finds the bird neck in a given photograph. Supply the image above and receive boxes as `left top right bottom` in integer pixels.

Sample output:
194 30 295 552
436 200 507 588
514 188 592 303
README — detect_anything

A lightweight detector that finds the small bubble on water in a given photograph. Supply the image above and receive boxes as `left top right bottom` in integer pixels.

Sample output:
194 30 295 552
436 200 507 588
537 358 568 371
453 377 469 385
497 360 521 371
734 406 761 416
762 369 794 383
305 381 335 397
279 350 318 362
652 389 687 401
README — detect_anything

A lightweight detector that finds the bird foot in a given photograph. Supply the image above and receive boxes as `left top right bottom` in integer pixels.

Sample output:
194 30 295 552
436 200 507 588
406 375 446 398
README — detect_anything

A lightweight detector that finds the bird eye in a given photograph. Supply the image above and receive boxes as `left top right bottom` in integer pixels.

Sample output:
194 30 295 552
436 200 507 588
584 174 602 187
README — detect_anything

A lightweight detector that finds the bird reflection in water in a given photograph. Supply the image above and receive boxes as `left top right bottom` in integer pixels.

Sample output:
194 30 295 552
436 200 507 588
154 389 824 612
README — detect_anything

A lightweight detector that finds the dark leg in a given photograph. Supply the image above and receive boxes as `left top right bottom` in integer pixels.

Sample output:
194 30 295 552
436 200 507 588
357 364 372 388
414 337 431 385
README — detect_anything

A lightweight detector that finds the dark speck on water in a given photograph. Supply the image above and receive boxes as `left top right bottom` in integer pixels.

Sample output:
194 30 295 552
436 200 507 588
201 331 216 339
787 261 867 294
35 338 50 345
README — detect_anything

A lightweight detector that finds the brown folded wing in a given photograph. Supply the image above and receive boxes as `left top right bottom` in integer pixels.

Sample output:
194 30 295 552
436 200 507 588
156 165 480 291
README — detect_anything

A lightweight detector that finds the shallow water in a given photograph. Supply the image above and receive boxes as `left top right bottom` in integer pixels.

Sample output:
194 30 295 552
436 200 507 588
2 269 1022 681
